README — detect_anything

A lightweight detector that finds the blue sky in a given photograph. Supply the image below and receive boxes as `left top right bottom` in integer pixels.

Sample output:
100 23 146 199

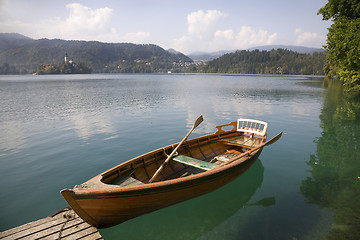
0 0 332 54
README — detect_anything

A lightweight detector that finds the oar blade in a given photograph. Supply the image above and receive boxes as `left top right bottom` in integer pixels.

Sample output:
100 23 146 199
193 115 204 128
221 131 282 167
264 131 282 146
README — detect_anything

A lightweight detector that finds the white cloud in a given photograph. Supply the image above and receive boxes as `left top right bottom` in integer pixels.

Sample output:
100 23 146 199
69 4 108 23
172 36 193 53
174 26 278 54
210 29 236 50
187 10 227 39
0 20 34 35
214 29 234 40
0 3 153 44
235 26 278 49
172 9 277 54
294 28 326 47
62 3 113 35
0 3 114 41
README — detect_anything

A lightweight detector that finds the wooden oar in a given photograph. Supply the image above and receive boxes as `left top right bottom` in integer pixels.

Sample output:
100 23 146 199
148 115 204 183
221 131 283 167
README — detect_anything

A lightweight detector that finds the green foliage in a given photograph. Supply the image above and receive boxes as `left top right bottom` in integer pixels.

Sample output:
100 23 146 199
319 0 360 92
318 0 360 20
0 37 193 73
0 63 23 74
202 49 326 75
325 17 360 91
36 62 92 74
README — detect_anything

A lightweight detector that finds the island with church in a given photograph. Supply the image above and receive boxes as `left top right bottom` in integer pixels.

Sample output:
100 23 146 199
35 52 92 75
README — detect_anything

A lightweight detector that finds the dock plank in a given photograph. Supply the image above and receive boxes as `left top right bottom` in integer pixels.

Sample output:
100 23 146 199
0 209 103 240
1 216 74 239
61 226 100 240
43 222 90 240
0 210 66 237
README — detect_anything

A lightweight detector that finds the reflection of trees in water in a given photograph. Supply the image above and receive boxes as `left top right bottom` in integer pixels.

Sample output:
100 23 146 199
301 80 360 239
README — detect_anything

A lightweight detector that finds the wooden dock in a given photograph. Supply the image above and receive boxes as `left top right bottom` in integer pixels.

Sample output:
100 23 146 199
0 208 103 240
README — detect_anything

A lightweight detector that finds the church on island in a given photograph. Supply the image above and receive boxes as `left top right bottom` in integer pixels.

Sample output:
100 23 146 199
64 52 73 64
35 52 92 75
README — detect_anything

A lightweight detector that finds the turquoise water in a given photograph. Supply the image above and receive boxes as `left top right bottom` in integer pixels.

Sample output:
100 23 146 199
0 74 359 239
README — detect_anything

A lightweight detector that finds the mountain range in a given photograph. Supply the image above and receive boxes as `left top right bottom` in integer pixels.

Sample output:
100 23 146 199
0 33 192 73
0 33 326 74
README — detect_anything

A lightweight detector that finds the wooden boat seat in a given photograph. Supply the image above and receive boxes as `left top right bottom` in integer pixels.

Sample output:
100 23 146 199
216 119 267 149
172 155 217 171
219 136 257 149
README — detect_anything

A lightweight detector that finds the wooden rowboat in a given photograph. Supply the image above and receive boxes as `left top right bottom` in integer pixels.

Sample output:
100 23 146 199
61 117 282 228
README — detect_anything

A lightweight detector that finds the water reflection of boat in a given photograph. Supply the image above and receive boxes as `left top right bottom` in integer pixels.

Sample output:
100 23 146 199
102 159 266 239
61 117 281 228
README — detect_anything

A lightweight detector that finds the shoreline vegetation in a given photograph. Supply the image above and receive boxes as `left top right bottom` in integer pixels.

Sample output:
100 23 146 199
32 49 327 75
2 0 360 93
318 0 360 92
0 33 327 76
35 62 92 75
202 49 326 75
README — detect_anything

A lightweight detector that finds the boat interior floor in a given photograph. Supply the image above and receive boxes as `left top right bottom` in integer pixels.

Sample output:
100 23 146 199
108 144 252 187
165 148 244 181
165 166 205 180
219 135 261 149
108 175 144 187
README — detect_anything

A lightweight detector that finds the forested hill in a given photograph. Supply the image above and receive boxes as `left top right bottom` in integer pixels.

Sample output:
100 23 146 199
202 49 327 75
0 33 327 75
0 33 34 52
0 34 192 73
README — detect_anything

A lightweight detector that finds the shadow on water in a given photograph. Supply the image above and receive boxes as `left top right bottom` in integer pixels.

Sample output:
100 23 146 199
300 79 360 239
101 159 269 240
246 197 275 207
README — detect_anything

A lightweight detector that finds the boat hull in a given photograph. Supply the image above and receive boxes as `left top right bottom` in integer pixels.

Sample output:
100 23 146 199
61 149 262 228
61 119 278 228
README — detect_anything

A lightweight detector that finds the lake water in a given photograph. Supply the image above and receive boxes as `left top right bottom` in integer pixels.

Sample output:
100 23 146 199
0 74 359 239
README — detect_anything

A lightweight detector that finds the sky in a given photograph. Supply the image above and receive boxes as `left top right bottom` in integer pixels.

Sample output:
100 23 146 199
0 0 332 54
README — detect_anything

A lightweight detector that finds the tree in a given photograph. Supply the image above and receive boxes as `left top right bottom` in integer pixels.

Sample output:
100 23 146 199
0 63 10 74
202 49 326 75
319 0 360 92
36 62 92 74
318 0 360 20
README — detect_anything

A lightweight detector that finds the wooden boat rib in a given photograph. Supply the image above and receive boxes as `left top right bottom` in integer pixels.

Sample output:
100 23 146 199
61 118 281 228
